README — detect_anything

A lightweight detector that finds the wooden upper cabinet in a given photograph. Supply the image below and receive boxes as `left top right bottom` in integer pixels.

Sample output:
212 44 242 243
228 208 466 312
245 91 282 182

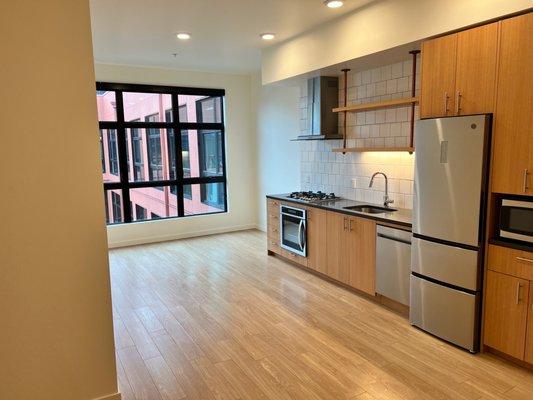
484 270 529 360
420 22 499 118
420 34 457 118
455 22 499 115
307 207 327 274
491 13 533 195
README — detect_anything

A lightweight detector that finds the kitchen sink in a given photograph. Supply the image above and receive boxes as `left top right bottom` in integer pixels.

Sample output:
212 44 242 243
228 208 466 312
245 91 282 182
343 205 397 214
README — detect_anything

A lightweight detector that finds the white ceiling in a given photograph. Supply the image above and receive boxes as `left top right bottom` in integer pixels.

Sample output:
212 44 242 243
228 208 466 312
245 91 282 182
89 0 375 74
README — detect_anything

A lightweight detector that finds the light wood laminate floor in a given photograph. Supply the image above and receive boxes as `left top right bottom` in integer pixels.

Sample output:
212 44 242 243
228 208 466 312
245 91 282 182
110 230 533 400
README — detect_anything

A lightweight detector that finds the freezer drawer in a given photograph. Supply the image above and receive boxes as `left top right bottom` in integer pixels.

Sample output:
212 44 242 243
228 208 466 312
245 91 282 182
413 115 489 247
376 226 411 306
411 237 479 291
410 275 479 352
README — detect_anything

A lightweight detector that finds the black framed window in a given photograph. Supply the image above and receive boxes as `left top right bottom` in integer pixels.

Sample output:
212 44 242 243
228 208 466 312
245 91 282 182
145 113 163 182
99 130 106 173
108 129 119 175
96 82 227 224
129 118 144 181
111 192 122 223
179 105 188 122
135 204 147 220
198 130 223 177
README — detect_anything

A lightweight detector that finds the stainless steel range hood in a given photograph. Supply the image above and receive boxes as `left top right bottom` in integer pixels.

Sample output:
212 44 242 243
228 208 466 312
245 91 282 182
296 76 342 140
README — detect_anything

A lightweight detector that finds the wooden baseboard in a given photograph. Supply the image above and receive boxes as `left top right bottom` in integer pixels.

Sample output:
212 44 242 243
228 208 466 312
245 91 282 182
484 346 533 371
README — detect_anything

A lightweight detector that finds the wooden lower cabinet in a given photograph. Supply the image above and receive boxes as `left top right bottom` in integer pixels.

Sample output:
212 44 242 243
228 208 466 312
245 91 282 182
266 199 281 254
326 211 346 282
349 217 376 295
484 270 530 360
307 207 327 274
326 211 376 295
526 282 533 364
267 200 376 296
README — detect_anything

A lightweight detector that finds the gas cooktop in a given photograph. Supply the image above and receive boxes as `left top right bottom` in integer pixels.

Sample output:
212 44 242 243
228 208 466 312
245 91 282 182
288 191 339 202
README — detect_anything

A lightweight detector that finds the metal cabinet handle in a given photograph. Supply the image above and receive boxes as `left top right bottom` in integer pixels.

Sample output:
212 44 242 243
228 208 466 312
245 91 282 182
524 169 529 193
516 283 523 305
455 91 462 115
516 256 533 264
444 92 450 115
349 219 354 231
343 217 348 231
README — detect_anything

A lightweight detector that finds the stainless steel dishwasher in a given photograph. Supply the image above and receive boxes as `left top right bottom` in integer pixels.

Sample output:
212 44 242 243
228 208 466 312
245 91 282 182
376 225 412 306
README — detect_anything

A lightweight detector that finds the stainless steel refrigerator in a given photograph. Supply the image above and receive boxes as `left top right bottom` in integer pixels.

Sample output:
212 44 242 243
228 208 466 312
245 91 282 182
410 114 491 353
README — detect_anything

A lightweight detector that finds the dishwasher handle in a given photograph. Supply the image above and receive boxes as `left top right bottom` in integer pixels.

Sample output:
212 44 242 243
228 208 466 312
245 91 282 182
377 232 411 245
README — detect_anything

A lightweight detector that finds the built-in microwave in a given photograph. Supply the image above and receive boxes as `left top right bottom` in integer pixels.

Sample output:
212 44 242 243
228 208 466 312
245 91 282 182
499 199 533 244
280 205 307 257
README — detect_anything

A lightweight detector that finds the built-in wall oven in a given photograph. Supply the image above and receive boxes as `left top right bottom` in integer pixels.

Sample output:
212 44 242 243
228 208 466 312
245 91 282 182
499 198 533 245
280 205 307 257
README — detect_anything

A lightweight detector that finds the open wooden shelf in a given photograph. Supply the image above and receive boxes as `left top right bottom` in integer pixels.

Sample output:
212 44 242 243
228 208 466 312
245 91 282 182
333 97 419 113
332 146 415 153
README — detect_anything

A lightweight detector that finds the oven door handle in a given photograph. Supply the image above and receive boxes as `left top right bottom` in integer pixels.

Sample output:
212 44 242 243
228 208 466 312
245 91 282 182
298 220 306 251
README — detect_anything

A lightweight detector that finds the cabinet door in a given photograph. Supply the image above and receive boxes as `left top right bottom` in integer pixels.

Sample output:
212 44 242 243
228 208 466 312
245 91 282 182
326 211 347 281
492 13 533 195
484 270 529 360
346 217 376 295
455 22 499 115
307 207 327 274
526 281 533 364
420 34 457 118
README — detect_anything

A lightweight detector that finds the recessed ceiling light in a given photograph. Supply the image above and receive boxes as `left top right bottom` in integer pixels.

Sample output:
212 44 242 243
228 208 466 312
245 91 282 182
260 33 275 41
176 32 191 40
324 0 344 8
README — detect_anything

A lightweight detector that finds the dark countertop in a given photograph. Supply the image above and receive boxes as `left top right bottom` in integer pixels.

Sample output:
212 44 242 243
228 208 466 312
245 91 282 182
267 194 412 228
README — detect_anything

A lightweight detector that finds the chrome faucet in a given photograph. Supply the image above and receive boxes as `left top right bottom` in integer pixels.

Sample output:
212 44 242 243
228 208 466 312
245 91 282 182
369 172 394 207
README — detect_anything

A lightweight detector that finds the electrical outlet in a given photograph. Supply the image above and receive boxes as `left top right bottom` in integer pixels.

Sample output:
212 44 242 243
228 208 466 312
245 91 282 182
305 175 311 183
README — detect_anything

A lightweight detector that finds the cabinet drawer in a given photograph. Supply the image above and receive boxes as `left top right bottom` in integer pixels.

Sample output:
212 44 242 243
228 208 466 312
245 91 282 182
267 198 280 207
268 224 280 239
487 245 533 281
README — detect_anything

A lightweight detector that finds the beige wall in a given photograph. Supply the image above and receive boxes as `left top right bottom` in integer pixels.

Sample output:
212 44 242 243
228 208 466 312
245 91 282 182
262 0 533 84
94 64 257 247
0 1 119 400
251 73 301 231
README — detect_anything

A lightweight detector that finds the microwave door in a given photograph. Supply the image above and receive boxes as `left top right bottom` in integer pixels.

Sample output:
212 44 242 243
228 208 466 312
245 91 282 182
281 215 305 254
500 200 533 243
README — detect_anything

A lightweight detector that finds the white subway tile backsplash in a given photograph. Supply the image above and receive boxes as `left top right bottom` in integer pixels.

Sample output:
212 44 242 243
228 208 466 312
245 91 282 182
386 79 398 94
391 62 403 79
298 58 417 208
381 65 392 81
